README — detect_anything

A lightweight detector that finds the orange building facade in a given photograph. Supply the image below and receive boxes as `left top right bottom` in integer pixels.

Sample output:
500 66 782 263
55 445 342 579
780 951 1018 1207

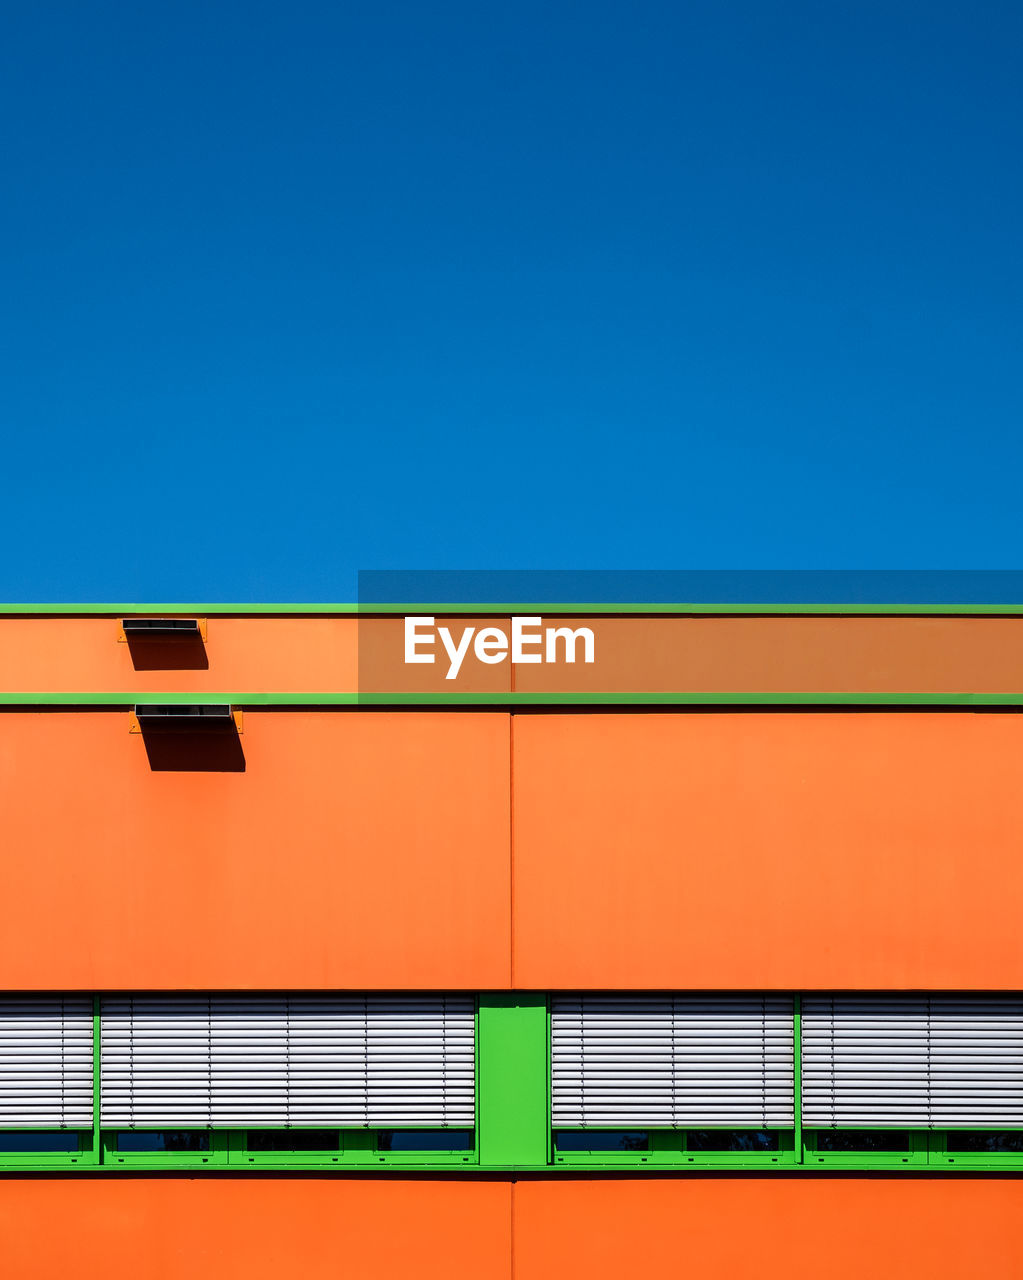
1 607 1021 1278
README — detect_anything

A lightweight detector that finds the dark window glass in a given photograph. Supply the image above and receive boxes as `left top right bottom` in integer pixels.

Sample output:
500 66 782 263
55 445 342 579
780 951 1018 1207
815 1130 910 1152
0 1132 78 1153
117 1131 211 1153
555 1131 650 1152
686 1130 780 1151
946 1132 1023 1153
246 1130 339 1152
377 1131 473 1152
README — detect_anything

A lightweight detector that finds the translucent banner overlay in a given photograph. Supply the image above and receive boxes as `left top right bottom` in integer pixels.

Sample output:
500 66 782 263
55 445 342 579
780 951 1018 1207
357 610 1023 696
358 570 1023 607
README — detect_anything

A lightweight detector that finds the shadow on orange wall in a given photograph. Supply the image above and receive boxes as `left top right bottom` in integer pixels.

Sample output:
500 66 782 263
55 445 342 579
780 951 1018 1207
139 724 246 772
126 631 210 671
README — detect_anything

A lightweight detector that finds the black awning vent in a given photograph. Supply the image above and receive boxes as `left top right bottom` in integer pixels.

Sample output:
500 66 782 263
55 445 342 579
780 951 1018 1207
134 704 233 729
122 618 201 636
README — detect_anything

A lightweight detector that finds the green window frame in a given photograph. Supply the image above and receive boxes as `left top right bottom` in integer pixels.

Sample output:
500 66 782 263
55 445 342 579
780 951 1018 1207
94 996 480 1170
101 1128 479 1169
1 991 1023 1173
546 993 1023 1173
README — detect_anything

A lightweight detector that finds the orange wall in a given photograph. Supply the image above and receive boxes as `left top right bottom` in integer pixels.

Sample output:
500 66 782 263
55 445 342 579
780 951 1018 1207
4 625 1023 1279
0 1179 511 1280
0 711 510 989
2 1177 1020 1279
0 617 359 693
515 1178 1023 1279
511 712 1023 989
5 706 1023 990
9 613 1023 694
518 614 1023 692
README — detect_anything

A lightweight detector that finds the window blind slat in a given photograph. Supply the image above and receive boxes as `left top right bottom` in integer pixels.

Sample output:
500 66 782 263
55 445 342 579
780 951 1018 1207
100 994 474 1128
0 997 94 1128
551 994 795 1127
801 995 1023 1128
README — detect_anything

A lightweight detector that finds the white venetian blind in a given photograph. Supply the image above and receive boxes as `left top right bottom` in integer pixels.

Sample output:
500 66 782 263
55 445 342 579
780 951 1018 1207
552 994 795 1127
0 997 94 1128
100 994 474 1128
802 995 1023 1128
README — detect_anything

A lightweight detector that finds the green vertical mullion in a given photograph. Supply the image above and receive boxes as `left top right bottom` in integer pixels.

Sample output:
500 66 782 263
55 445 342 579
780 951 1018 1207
546 992 552 1164
477 993 549 1168
92 996 102 1165
793 994 802 1163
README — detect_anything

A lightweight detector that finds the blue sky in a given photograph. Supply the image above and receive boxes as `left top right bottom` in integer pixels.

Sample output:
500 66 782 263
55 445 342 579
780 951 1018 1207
2 2 1021 600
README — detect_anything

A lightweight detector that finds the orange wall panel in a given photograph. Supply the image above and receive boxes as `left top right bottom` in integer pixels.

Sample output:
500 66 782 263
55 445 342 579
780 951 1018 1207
4 1176 1021 1280
517 614 1023 692
0 1179 511 1280
512 712 1023 988
0 617 358 693
12 613 1023 696
515 1178 1023 1279
0 711 510 989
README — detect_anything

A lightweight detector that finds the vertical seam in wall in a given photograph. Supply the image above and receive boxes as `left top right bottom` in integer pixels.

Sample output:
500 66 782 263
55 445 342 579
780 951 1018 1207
509 1180 516 1280
509 711 515 989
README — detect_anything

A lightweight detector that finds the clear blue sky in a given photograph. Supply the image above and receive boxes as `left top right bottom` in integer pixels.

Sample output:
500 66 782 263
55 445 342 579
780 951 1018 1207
2 2 1021 600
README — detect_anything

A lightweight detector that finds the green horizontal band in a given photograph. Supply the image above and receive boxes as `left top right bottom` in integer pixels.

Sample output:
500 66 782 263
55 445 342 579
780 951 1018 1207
3 691 1023 707
4 603 1023 616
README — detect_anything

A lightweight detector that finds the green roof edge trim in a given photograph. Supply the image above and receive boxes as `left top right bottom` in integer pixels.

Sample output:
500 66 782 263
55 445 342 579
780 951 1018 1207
4 691 1023 707
4 604 1023 616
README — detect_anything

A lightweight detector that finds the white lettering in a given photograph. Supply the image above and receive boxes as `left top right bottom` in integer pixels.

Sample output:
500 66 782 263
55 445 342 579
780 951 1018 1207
404 616 436 664
511 616 543 663
545 625 595 664
438 624 476 680
403 616 597 676
474 627 509 664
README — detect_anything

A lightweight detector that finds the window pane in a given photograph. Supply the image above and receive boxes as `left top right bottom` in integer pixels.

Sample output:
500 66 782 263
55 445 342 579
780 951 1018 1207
554 1131 649 1152
0 1132 78 1153
946 1132 1023 1153
117 1131 211 1152
815 1130 910 1152
246 1131 339 1152
686 1130 780 1151
376 1131 473 1152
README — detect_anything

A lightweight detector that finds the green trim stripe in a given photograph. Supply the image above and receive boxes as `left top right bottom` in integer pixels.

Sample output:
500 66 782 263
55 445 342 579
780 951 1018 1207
4 690 1023 708
4 603 1023 616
